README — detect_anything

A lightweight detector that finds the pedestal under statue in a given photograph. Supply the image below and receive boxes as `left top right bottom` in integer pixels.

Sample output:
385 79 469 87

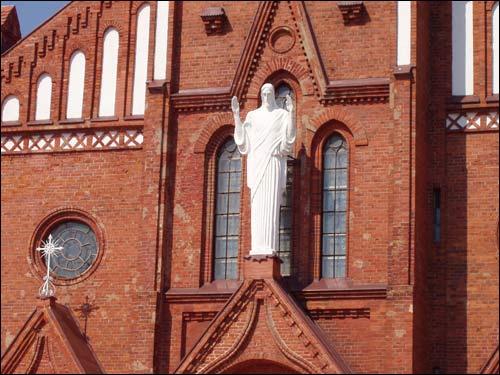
232 83 296 255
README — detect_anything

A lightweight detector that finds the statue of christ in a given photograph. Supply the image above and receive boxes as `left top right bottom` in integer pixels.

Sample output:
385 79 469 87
232 83 296 255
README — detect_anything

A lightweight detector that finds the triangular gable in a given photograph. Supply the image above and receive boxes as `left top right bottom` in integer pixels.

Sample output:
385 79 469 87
1 297 105 374
230 1 328 100
174 279 352 374
172 1 330 112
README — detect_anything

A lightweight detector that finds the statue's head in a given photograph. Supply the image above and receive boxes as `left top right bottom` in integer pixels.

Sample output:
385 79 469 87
260 83 277 108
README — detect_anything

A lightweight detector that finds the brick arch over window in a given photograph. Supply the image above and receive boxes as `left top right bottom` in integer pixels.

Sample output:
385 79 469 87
248 56 314 99
199 124 239 284
310 121 354 280
309 107 368 147
193 113 235 154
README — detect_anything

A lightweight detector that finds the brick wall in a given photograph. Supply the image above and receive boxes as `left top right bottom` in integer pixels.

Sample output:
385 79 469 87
1 1 498 374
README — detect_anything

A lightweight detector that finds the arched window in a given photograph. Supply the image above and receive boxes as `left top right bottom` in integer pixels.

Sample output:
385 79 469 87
213 138 241 280
321 134 348 278
275 82 294 276
493 2 499 94
99 28 119 117
132 4 150 115
35 73 52 120
66 50 86 119
2 95 20 122
452 1 474 96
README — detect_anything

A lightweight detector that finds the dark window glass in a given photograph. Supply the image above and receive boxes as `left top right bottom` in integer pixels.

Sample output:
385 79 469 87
214 138 241 280
433 189 441 243
276 83 295 276
278 161 294 276
321 134 348 278
275 83 293 109
42 221 98 279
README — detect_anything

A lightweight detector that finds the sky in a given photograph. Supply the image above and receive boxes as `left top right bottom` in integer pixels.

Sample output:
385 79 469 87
1 1 69 37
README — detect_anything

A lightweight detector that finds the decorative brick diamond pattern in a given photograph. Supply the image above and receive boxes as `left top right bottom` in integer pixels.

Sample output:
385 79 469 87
486 112 499 130
27 134 56 152
446 111 498 132
1 135 23 153
60 132 87 150
1 128 143 155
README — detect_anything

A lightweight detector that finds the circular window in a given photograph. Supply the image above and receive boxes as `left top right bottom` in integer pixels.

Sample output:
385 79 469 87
42 221 98 279
31 209 104 285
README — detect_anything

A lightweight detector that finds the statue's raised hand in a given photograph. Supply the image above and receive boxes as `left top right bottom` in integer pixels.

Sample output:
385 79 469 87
285 94 293 113
231 96 240 117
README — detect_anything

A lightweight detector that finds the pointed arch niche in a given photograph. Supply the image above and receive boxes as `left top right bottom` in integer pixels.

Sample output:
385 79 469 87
198 121 242 285
310 120 356 281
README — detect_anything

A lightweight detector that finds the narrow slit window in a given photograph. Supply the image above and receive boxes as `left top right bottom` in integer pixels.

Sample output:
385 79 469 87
278 161 294 276
433 189 441 244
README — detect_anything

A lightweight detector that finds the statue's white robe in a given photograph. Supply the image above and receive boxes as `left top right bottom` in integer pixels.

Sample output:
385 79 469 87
235 107 295 255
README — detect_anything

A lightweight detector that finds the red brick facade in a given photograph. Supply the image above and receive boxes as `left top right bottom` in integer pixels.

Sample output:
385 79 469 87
1 1 498 374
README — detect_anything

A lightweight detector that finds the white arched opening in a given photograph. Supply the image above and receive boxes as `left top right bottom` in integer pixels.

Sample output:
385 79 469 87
132 4 151 115
397 1 411 66
154 1 169 80
66 50 86 119
493 2 499 94
2 95 20 122
35 74 52 120
452 1 474 95
99 28 119 117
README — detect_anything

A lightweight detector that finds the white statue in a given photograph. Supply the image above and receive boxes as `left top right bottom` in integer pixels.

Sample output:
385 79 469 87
232 83 296 255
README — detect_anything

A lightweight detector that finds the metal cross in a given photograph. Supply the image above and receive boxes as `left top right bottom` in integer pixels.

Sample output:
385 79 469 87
36 234 63 298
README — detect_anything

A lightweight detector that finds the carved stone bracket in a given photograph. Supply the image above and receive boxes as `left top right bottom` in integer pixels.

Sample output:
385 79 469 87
337 1 366 25
200 7 227 35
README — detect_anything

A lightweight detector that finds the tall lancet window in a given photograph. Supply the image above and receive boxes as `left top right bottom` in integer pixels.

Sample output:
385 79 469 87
321 134 348 278
275 82 294 276
213 138 242 280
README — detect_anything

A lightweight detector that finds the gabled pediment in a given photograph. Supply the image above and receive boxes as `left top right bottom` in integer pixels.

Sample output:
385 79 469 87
1 297 105 374
174 279 352 374
173 1 330 112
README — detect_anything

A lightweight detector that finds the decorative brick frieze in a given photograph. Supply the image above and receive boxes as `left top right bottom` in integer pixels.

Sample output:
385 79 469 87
182 311 217 322
321 77 390 105
1 127 143 155
308 308 370 320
